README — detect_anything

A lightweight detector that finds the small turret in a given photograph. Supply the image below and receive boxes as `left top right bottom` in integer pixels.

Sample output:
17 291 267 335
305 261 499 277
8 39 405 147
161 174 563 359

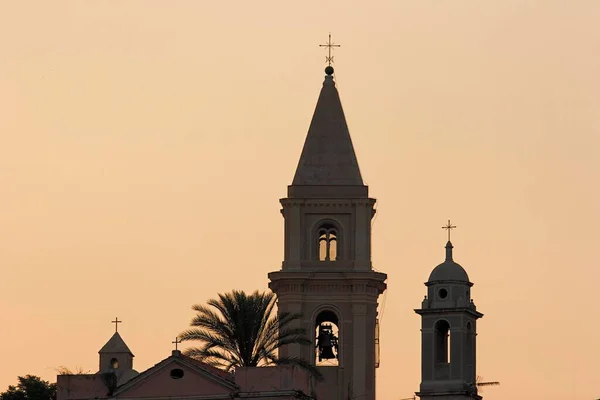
99 331 134 372
97 318 138 386
415 224 484 400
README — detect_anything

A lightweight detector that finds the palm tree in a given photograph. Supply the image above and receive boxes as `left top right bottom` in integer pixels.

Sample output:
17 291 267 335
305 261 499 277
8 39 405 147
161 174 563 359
179 290 323 381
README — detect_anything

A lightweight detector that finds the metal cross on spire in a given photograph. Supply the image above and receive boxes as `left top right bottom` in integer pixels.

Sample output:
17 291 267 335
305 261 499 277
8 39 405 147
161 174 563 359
172 337 182 351
319 33 341 66
442 220 457 241
111 317 122 333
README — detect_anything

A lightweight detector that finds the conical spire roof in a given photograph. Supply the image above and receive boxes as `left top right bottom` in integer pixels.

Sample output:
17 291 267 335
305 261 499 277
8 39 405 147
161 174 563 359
99 332 134 355
291 68 364 187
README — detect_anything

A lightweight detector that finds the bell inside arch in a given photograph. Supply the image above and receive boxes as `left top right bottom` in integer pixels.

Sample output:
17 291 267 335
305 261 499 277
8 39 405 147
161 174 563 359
317 323 339 361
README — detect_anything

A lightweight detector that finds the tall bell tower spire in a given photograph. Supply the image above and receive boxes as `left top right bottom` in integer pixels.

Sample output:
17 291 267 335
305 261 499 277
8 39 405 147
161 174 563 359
290 65 364 190
269 48 387 400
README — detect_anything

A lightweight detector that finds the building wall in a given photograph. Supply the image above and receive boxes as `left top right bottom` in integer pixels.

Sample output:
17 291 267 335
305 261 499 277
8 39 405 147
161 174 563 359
235 366 311 393
117 363 230 398
57 365 315 400
57 375 110 400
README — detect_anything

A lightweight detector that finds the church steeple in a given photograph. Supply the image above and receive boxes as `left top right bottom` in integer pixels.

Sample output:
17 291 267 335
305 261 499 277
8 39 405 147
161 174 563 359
269 61 386 400
289 67 366 198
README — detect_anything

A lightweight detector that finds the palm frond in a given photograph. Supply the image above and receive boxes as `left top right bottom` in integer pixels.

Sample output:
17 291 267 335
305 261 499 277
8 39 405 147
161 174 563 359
180 290 315 377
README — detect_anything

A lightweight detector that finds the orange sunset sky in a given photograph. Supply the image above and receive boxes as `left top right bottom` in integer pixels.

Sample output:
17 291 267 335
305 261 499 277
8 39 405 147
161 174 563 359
1 1 599 399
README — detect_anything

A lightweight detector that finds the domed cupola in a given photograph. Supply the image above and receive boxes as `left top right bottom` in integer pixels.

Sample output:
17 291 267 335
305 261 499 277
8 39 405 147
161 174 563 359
428 241 470 283
423 240 474 310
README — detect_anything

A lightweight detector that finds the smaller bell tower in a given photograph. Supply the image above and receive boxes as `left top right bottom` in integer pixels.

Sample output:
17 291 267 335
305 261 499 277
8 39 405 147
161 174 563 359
99 331 134 373
415 223 483 400
98 318 139 387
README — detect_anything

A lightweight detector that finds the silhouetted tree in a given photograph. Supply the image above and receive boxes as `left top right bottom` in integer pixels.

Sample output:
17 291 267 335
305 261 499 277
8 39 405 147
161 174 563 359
179 290 323 381
0 375 56 400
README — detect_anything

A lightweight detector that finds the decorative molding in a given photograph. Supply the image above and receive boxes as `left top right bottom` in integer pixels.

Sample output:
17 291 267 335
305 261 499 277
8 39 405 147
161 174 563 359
270 281 385 295
414 307 484 319
280 198 376 208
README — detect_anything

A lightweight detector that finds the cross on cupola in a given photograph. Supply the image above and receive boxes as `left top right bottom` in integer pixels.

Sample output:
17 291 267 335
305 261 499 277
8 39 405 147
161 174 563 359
112 317 122 333
442 220 456 242
172 337 182 351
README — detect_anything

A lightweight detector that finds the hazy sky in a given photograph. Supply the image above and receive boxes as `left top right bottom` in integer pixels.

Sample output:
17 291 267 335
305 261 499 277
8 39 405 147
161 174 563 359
1 1 599 399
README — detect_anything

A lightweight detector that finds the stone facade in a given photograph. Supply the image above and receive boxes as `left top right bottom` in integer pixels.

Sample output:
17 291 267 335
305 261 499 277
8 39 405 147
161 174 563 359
58 349 313 400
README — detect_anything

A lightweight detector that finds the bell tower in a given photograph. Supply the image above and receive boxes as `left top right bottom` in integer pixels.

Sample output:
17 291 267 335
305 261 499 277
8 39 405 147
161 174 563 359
415 225 484 400
268 65 387 400
98 319 139 387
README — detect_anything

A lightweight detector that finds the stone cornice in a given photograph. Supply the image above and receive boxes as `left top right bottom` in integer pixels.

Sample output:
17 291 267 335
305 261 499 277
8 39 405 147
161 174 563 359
269 270 387 296
269 270 387 281
425 280 474 287
414 307 484 319
280 198 376 208
280 260 372 271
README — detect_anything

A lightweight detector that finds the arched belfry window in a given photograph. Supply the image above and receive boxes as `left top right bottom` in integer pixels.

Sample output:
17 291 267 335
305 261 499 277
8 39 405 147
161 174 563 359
315 310 340 366
435 320 450 364
317 222 339 261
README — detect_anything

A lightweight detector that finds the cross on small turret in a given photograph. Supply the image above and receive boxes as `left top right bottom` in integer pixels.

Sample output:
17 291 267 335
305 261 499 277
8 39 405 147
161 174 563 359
172 337 182 351
111 317 122 333
442 220 457 241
